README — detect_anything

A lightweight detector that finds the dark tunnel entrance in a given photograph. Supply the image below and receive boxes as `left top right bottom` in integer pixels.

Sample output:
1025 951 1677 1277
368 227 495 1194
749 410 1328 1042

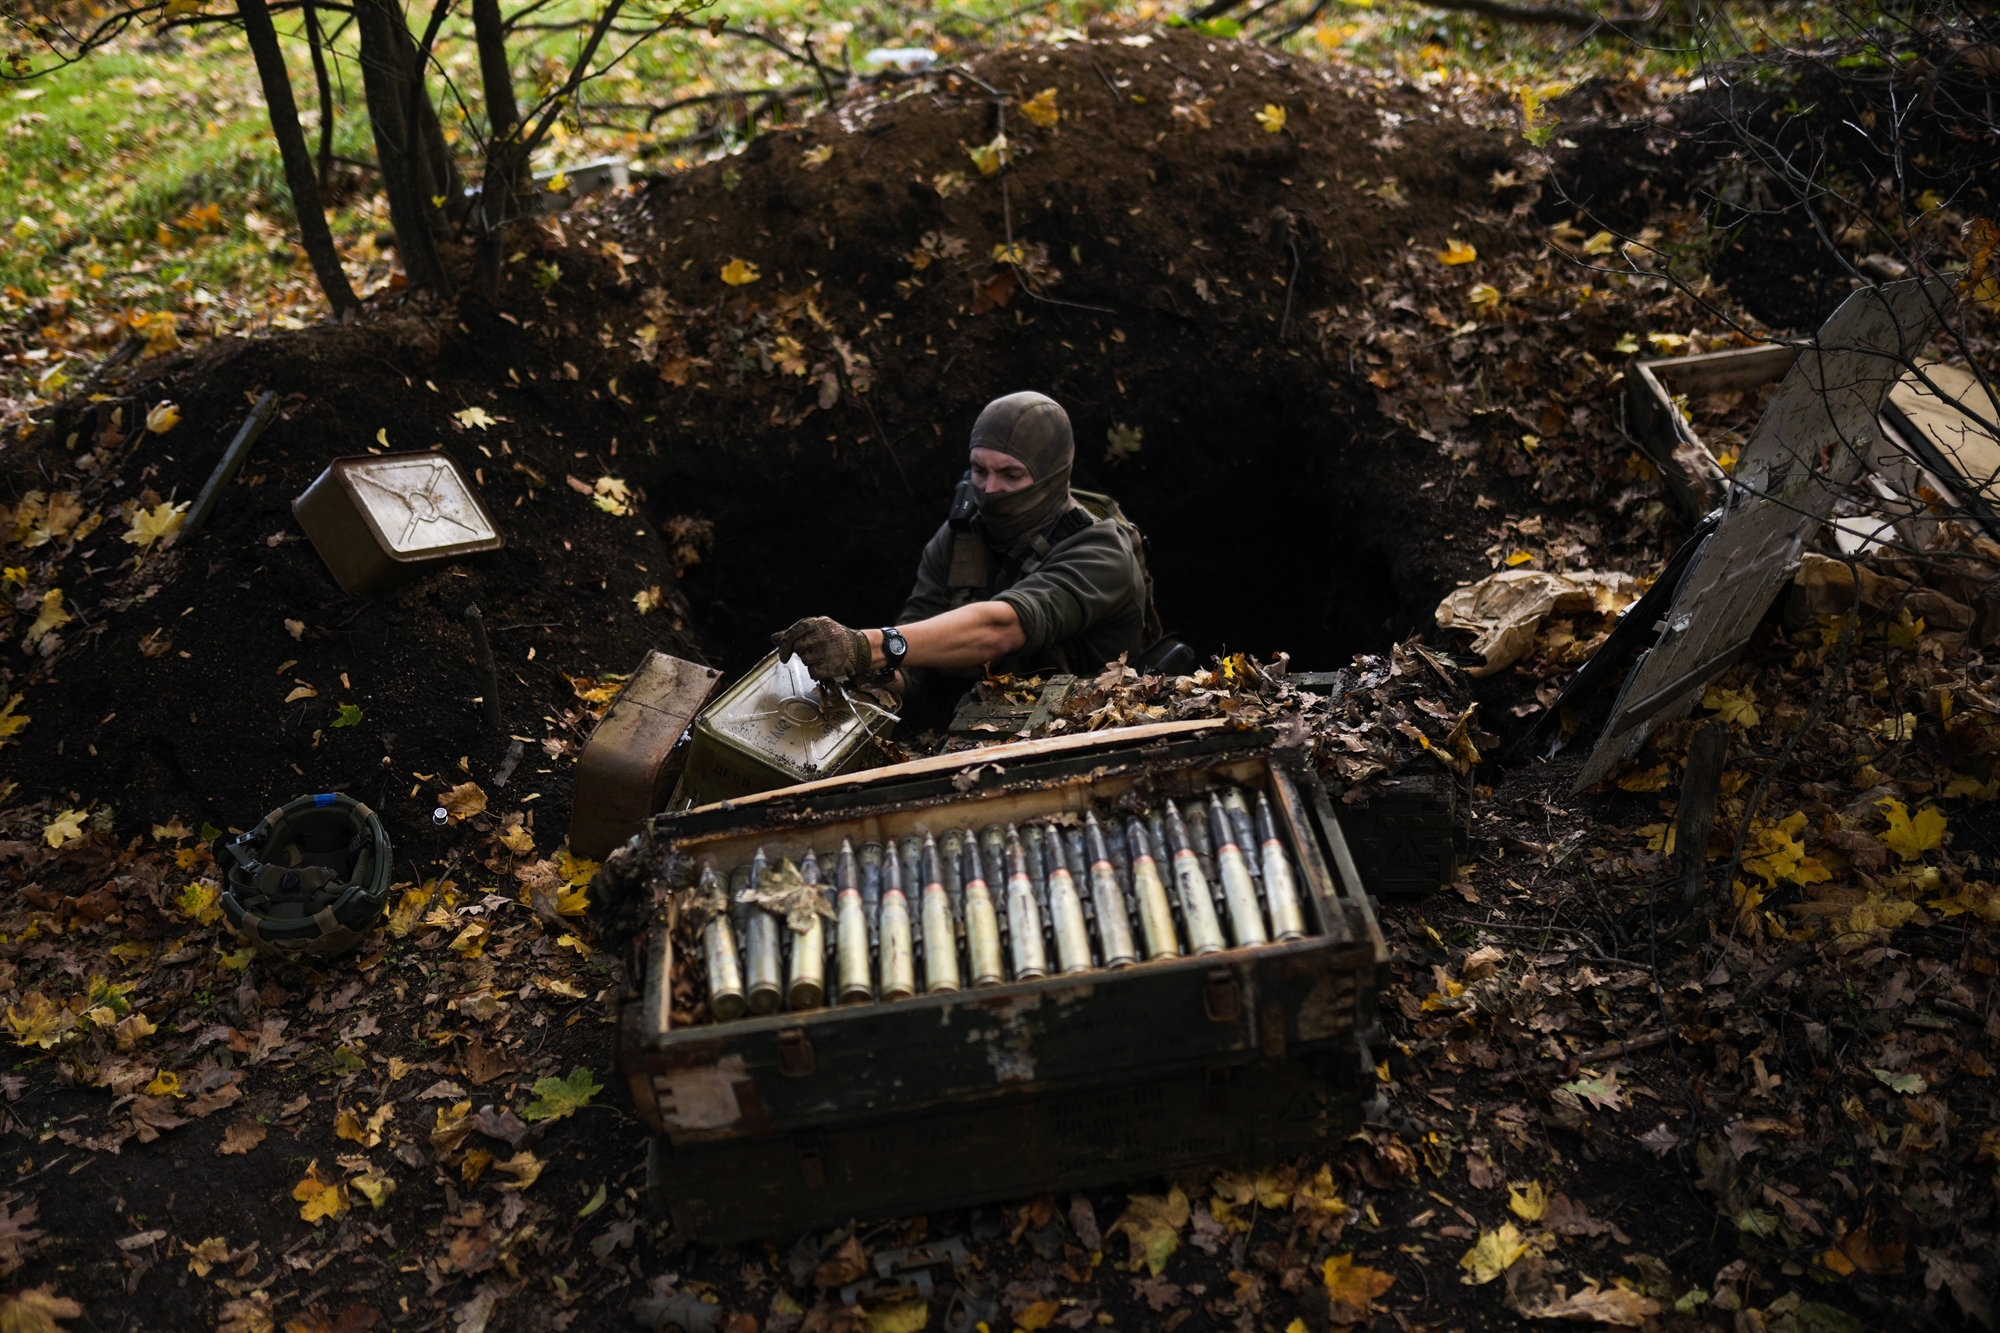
650 383 1457 711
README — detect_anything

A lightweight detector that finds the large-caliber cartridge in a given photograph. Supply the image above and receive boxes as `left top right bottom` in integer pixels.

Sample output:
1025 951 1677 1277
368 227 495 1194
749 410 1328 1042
1161 804 1227 955
1207 791 1270 947
785 849 829 1010
920 834 962 994
1125 816 1183 961
960 830 1005 986
1043 825 1094 976
1184 802 1228 922
978 825 1011 954
834 838 874 1004
878 838 917 1001
1022 824 1055 950
1002 825 1049 980
739 853 784 1014
1082 814 1139 968
1255 791 1309 941
859 841 884 944
1220 789 1264 891
697 862 746 1021
941 830 968 919
898 836 926 952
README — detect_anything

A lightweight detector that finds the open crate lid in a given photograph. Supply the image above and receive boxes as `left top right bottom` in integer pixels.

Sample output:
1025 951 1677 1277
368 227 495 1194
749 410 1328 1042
654 717 1253 839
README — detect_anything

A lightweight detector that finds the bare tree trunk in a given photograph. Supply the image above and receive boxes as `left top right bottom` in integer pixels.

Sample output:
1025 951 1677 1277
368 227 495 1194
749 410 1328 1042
471 0 522 299
237 0 359 314
303 0 336 192
355 0 452 294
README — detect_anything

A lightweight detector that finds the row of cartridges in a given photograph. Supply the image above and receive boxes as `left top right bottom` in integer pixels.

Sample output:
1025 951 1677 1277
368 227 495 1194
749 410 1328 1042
691 787 1312 1021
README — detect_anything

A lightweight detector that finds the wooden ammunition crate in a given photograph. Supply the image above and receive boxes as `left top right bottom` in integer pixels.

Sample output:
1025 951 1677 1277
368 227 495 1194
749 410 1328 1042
617 720 1388 1241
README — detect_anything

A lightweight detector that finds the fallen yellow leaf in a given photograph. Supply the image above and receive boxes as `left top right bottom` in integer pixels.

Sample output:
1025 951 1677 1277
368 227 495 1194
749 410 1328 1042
1255 103 1287 133
1507 1180 1548 1222
1438 238 1477 265
720 258 761 286
1019 86 1060 128
146 401 181 434
1459 1223 1531 1284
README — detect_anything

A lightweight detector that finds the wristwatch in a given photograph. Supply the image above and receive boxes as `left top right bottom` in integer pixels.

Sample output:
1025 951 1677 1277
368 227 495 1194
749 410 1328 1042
879 626 909 673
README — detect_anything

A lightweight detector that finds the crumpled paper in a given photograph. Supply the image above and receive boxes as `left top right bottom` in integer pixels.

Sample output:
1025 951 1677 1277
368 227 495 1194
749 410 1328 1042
735 856 834 934
1435 569 1642 677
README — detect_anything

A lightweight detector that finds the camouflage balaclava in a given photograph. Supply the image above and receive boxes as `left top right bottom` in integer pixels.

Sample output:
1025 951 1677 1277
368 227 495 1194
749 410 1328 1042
969 391 1075 545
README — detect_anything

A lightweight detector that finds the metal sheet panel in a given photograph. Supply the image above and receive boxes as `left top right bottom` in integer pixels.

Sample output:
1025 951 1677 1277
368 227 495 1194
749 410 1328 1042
1573 278 1954 792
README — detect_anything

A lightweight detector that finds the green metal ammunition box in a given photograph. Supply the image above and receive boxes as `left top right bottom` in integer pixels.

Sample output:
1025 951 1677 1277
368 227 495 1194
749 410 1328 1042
670 651 898 810
617 720 1388 1241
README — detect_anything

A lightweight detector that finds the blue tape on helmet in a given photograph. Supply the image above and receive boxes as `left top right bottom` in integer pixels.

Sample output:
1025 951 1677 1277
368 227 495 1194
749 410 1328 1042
315 793 337 807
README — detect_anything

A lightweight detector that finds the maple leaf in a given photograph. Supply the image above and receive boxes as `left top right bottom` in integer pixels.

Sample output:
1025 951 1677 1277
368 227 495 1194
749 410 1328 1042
1254 103 1287 133
331 704 362 728
41 808 85 848
1557 1069 1625 1111
592 476 633 515
178 882 223 925
1507 1180 1548 1221
1322 1253 1395 1322
385 883 432 936
122 502 186 552
439 782 488 822
1703 685 1760 728
1019 86 1060 128
0 693 28 742
26 589 71 645
455 406 496 430
0 1199 44 1276
1877 798 1946 860
719 258 761 286
145 401 180 434
215 1293 272 1333
1459 1223 1531 1284
1111 1186 1189 1275
800 144 834 170
350 1171 396 1208
966 134 1008 176
522 1067 603 1122
0 1286 83 1332
293 1164 346 1223
497 824 534 856
632 586 663 615
1438 239 1478 265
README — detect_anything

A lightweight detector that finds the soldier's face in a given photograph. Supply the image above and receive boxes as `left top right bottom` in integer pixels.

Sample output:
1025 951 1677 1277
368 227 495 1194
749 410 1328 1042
969 447 1035 494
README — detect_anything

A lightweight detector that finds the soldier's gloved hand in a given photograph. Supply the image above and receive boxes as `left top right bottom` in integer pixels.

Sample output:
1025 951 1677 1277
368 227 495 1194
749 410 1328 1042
772 616 872 682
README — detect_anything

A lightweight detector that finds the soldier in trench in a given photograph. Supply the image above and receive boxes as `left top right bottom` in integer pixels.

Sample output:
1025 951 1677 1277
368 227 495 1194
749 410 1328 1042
773 391 1158 702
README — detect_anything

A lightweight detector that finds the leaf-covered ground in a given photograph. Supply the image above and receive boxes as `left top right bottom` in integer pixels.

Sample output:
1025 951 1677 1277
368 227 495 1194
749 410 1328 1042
0 7 1995 1333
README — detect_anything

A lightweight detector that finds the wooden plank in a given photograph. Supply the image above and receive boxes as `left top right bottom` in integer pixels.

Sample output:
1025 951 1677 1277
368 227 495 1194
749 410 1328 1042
1574 277 1954 792
682 717 1230 813
1675 719 1729 911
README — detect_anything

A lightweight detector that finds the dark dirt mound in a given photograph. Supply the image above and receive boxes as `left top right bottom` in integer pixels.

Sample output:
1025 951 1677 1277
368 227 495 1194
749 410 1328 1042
8 24 1540 851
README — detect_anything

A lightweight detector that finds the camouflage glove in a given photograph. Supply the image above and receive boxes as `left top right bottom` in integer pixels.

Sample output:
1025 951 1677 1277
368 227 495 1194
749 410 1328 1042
773 616 873 683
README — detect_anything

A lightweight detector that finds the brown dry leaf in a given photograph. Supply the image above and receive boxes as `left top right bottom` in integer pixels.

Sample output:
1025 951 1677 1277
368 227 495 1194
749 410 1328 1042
439 782 488 822
0 1199 43 1276
0 1286 84 1333
815 1235 869 1288
217 1121 267 1156
431 1100 476 1157
1322 1253 1396 1323
217 1291 276 1333
462 1037 521 1086
129 1094 185 1143
491 1150 543 1192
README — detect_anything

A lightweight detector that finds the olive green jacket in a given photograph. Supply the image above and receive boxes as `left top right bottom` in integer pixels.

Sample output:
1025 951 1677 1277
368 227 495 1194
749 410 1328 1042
897 505 1149 682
